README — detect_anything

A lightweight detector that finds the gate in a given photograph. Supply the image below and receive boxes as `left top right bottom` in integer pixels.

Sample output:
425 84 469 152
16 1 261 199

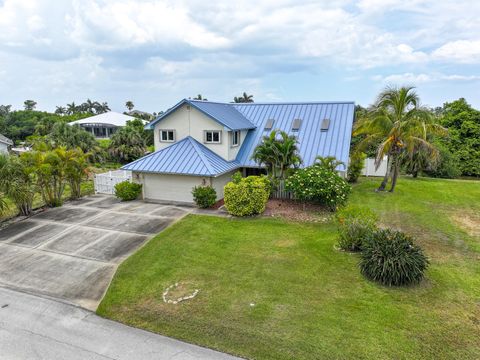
94 170 132 195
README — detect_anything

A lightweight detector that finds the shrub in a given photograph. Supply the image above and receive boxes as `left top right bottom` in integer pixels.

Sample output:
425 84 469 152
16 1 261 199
114 180 142 201
423 142 461 179
336 206 377 252
224 175 270 216
192 185 217 208
285 166 351 211
360 229 429 286
347 152 366 183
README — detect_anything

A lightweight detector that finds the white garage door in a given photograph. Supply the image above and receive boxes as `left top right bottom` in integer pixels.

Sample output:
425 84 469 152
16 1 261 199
142 173 207 203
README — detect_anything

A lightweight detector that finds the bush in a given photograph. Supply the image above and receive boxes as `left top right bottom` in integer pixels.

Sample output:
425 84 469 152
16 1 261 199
285 166 351 211
423 143 461 179
192 185 217 208
347 152 366 183
114 180 142 201
336 206 377 252
224 175 270 216
360 229 429 286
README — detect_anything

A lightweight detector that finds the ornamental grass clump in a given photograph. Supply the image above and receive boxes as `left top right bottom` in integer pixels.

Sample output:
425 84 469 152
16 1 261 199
285 165 351 211
336 206 378 252
360 229 429 286
224 175 270 216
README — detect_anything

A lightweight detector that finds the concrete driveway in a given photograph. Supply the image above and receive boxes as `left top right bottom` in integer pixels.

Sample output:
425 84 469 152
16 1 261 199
0 195 191 310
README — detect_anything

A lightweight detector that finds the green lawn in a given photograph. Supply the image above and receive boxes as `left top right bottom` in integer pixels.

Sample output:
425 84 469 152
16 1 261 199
97 177 480 360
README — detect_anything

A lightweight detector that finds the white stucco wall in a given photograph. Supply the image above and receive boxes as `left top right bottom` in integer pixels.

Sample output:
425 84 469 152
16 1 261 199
210 171 236 199
0 142 9 154
153 104 245 161
133 171 235 204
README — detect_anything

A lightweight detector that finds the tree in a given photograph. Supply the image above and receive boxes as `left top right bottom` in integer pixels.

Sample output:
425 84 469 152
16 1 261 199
24 100 37 111
233 92 254 103
108 126 146 163
193 95 207 101
47 122 97 153
67 102 78 115
55 106 66 115
0 154 36 216
314 156 345 172
65 148 90 199
125 101 135 111
0 105 12 116
355 86 445 192
252 130 302 179
439 98 480 177
82 99 99 114
95 102 110 114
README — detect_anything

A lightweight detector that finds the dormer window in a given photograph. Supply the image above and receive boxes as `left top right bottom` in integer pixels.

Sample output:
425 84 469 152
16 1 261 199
204 130 222 144
160 129 175 142
232 130 240 147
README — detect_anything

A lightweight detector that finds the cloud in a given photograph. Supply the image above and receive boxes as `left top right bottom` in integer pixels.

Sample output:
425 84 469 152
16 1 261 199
432 40 480 63
374 72 480 84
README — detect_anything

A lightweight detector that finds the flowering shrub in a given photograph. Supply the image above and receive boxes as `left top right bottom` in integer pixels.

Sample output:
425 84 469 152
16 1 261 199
285 166 351 211
224 175 270 216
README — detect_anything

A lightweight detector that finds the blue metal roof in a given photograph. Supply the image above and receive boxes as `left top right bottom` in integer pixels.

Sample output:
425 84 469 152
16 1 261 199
121 136 240 176
234 102 355 170
146 99 256 131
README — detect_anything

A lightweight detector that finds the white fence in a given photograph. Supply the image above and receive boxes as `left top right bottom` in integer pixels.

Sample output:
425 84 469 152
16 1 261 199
362 157 388 177
271 180 293 199
94 170 132 195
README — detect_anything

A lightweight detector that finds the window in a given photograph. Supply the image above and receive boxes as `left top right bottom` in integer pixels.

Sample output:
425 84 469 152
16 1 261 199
232 130 240 147
321 118 330 131
264 119 274 130
292 118 302 131
160 130 175 142
204 130 222 144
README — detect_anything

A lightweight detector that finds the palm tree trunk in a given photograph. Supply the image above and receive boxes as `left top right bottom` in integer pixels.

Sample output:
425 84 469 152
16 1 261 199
377 155 391 191
389 156 400 192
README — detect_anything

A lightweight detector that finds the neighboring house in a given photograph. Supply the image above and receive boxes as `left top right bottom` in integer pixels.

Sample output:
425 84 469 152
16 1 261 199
122 99 355 204
0 133 13 154
69 111 137 138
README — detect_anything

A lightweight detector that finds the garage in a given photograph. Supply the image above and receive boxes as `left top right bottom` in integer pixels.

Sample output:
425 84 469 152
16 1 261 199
136 171 236 204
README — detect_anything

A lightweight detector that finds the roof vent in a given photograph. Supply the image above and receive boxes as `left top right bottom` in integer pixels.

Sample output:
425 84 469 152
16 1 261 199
264 119 274 130
292 118 302 131
321 118 330 131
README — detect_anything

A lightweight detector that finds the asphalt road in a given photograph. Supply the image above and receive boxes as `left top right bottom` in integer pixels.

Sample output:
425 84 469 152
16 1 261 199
0 287 240 360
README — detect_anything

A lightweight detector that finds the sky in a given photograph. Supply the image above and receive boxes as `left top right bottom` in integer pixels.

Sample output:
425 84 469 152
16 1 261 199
0 0 479 113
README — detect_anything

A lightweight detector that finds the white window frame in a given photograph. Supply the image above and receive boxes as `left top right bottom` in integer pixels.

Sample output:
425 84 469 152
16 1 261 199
160 129 175 142
204 130 222 144
231 130 240 147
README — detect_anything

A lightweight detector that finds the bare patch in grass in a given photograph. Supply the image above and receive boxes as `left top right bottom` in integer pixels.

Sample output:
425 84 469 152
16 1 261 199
450 213 480 238
264 199 332 223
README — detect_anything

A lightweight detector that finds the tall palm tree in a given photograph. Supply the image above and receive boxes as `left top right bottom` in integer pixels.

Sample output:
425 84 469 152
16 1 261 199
125 101 134 111
66 102 78 115
82 99 99 114
94 102 110 114
252 130 302 179
55 106 66 115
23 100 37 111
355 86 445 192
233 92 254 103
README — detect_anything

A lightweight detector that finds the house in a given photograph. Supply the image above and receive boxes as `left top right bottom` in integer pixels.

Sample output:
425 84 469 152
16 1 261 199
122 99 355 204
0 133 13 154
68 111 137 138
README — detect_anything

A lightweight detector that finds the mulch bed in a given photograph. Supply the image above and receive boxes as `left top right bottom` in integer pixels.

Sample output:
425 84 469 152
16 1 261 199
264 199 333 223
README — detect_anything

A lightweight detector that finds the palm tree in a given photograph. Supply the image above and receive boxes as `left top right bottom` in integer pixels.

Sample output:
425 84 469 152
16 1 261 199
355 86 445 192
82 99 99 114
23 100 37 111
108 127 146 163
314 156 345 172
66 102 78 115
0 104 12 116
252 130 302 179
125 101 134 111
55 106 66 115
95 102 110 114
193 94 207 101
0 154 36 216
234 92 254 103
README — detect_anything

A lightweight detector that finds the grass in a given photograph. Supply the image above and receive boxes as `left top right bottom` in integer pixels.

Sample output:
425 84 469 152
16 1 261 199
97 177 480 359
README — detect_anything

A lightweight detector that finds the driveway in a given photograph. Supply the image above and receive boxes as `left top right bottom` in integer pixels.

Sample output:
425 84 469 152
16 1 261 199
0 195 192 310
0 286 240 360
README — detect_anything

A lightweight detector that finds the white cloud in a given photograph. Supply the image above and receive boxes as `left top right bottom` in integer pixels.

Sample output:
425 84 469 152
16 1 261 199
432 40 480 63
374 72 480 84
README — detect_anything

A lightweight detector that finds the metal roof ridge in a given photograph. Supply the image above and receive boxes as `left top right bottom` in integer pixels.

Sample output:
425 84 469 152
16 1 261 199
185 136 216 176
